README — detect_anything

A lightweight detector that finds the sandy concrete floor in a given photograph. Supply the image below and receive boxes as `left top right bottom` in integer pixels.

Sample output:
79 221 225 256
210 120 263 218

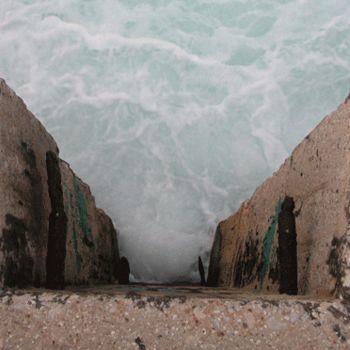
0 284 349 349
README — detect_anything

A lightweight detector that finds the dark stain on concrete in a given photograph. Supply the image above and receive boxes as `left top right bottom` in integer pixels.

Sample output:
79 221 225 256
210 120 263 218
207 225 222 287
52 295 71 305
198 256 206 286
178 296 187 304
146 296 172 311
298 302 320 321
20 141 46 287
136 300 146 309
125 292 174 311
239 299 250 306
135 337 146 350
278 196 298 295
260 299 279 308
21 142 36 168
2 214 34 287
268 264 279 284
327 237 342 280
346 197 350 225
233 237 260 288
333 324 347 342
117 257 130 284
45 151 68 290
90 216 119 284
125 291 141 301
0 290 14 305
23 169 32 180
328 306 350 325
31 293 43 309
327 236 348 297
110 226 120 281
82 236 94 248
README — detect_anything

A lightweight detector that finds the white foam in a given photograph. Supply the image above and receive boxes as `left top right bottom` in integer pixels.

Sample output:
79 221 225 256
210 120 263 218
1 0 349 283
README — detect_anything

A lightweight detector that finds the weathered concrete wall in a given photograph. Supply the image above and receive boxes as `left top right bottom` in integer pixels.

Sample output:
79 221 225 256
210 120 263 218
209 97 350 301
61 161 119 285
0 78 119 288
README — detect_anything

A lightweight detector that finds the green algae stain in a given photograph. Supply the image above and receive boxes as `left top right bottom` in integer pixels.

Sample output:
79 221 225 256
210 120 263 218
72 229 82 272
73 176 94 247
258 200 282 288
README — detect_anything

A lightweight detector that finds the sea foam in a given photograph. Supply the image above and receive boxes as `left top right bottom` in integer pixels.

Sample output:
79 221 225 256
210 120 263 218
0 0 349 282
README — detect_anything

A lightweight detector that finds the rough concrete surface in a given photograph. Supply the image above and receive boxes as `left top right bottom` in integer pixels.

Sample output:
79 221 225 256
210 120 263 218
209 97 350 301
0 78 119 288
0 286 349 350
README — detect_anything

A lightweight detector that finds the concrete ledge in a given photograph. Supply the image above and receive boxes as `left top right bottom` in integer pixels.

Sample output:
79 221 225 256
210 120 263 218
0 286 349 349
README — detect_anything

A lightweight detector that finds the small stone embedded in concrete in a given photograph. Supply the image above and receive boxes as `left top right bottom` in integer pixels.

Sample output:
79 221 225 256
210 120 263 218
135 336 146 350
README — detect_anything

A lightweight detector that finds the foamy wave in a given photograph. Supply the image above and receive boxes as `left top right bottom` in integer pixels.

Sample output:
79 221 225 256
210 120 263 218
0 0 349 282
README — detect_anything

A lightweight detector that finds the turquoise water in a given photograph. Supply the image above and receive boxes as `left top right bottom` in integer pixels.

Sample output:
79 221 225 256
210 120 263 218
1 0 349 282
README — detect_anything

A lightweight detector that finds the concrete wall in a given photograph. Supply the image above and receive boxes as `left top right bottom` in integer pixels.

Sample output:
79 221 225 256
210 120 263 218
61 161 119 285
0 78 120 288
208 97 350 301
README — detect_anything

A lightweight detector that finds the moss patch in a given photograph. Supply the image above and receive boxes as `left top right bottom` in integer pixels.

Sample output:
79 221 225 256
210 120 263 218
258 200 282 288
73 176 94 248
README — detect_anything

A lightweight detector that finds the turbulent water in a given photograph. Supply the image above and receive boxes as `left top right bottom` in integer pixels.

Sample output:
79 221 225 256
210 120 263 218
1 1 349 282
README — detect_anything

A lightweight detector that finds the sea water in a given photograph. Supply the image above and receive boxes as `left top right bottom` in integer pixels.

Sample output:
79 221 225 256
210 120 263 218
0 0 349 282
